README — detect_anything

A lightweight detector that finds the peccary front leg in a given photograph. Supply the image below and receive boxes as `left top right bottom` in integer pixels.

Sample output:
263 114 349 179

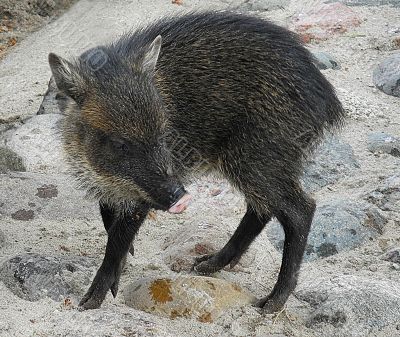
100 202 135 256
256 189 315 313
79 201 149 310
192 205 271 274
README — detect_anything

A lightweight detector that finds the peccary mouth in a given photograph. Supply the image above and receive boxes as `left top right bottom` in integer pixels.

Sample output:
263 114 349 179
168 193 192 214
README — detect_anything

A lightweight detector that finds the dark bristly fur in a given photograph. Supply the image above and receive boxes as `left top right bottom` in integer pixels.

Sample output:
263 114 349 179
48 11 345 311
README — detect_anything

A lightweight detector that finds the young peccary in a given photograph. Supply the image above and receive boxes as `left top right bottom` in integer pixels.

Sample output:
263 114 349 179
48 11 345 311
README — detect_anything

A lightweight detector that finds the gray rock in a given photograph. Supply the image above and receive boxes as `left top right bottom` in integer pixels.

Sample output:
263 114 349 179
296 275 400 337
373 53 400 97
0 114 66 173
366 175 400 212
267 199 386 261
329 0 400 6
221 0 290 11
302 136 359 193
0 253 97 302
0 147 25 173
0 172 97 221
367 132 400 157
311 51 341 70
37 77 61 115
381 247 400 264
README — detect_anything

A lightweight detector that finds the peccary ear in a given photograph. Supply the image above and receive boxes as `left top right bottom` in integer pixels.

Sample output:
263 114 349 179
48 53 84 101
142 35 162 72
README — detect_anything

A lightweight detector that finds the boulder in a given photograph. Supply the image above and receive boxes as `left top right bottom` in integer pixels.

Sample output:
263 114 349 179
267 199 386 261
373 53 400 97
296 275 400 336
124 275 256 323
0 253 97 302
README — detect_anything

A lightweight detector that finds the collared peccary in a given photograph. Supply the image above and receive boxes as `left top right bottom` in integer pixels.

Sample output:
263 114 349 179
48 11 345 311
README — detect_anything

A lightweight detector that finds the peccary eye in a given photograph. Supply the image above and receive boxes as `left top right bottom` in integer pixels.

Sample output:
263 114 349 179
110 137 129 152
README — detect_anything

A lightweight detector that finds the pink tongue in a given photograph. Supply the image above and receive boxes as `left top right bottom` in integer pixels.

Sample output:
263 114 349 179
168 193 192 214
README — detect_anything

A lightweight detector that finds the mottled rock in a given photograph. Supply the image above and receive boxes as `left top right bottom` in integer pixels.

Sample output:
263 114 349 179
124 276 256 322
311 50 341 70
223 0 290 11
0 147 26 173
0 114 66 173
267 199 386 261
367 132 400 157
292 3 362 42
366 175 400 212
37 77 60 115
296 275 400 336
373 53 400 97
302 136 359 193
0 253 97 302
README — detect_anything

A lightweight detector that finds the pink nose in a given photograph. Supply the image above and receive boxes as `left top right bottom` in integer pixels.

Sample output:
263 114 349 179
168 193 192 214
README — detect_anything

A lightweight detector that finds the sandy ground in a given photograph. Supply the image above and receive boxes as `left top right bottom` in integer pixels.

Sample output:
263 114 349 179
0 0 399 337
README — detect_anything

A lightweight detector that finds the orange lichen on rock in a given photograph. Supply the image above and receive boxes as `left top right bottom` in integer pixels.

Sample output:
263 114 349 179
149 279 173 304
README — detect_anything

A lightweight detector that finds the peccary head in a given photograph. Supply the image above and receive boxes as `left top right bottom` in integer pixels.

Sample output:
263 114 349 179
48 36 190 213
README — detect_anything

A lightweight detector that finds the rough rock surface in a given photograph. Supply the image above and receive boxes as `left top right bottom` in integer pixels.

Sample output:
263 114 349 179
0 253 97 302
267 199 386 261
373 53 400 97
124 276 256 322
311 50 341 70
367 132 400 157
296 275 400 337
302 136 359 193
366 175 400 212
0 114 66 173
0 147 25 173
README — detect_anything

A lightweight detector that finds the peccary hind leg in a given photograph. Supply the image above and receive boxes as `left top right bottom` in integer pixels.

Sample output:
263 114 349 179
192 205 271 274
79 201 149 310
256 188 315 312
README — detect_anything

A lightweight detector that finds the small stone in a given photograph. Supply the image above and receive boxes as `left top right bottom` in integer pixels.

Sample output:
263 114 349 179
373 53 400 97
310 51 341 70
0 253 97 302
221 0 290 12
367 132 400 157
392 263 400 270
124 275 256 322
210 188 222 196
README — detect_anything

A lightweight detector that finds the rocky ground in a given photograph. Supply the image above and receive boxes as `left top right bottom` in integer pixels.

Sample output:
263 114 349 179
0 1 399 337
